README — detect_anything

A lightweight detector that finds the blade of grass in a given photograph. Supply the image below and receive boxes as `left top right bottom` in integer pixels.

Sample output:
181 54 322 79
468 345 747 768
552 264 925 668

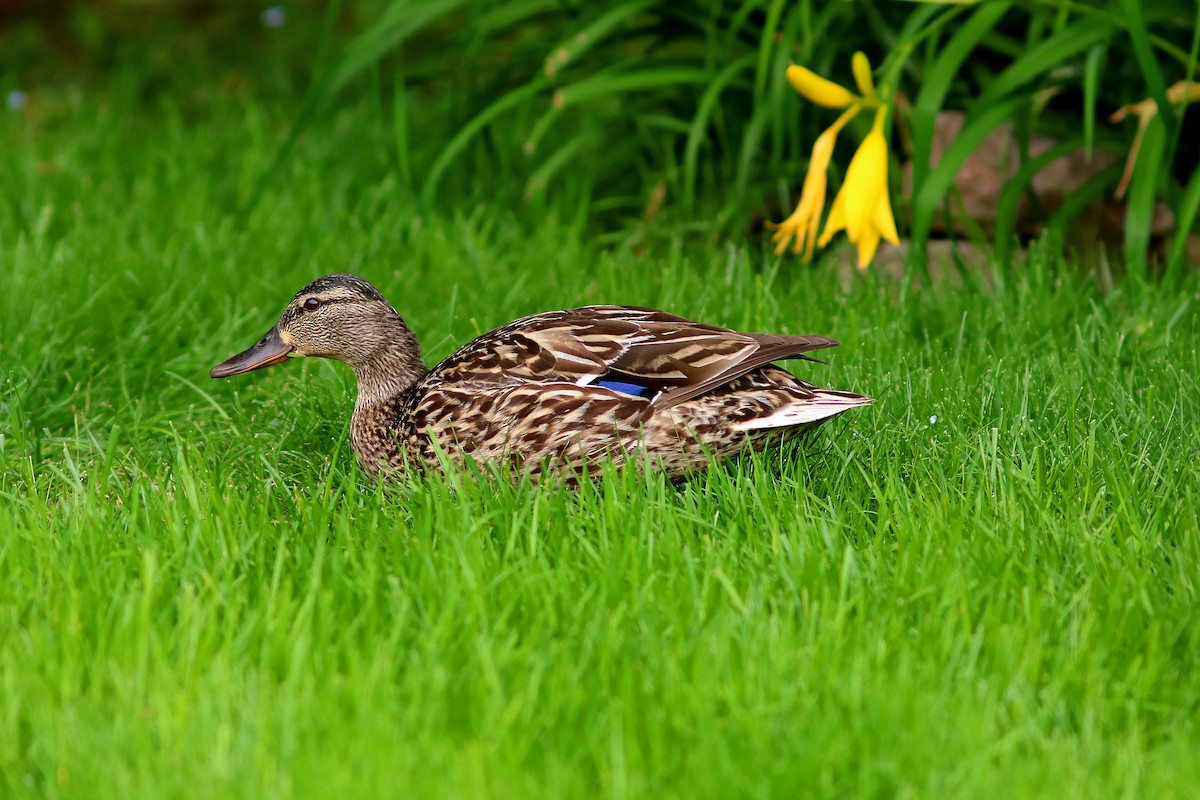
475 0 564 38
310 0 345 83
735 106 771 218
1158 0 1200 211
1040 162 1122 259
724 0 763 53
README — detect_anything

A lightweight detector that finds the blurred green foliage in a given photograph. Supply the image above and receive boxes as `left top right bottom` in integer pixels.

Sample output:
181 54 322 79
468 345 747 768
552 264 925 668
2 0 1198 271
0 0 364 98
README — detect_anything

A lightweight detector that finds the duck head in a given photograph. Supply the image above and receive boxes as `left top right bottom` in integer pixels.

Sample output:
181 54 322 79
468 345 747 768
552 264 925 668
210 273 418 379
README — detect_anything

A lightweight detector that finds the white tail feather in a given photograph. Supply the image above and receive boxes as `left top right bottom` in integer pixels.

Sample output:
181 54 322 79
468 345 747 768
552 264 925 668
735 392 872 430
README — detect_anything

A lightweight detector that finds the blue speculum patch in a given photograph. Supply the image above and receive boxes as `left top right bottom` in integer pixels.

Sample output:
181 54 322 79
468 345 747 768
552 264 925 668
594 377 657 398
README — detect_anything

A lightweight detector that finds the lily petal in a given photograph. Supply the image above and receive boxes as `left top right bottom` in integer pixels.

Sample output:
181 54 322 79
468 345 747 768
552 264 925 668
874 174 899 244
770 105 861 259
769 128 837 257
852 52 876 102
786 65 856 109
818 187 847 247
856 225 881 270
819 103 896 268
841 127 886 242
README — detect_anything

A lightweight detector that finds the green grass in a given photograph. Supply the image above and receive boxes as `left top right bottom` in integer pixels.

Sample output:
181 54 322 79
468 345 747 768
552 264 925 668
2 91 1200 799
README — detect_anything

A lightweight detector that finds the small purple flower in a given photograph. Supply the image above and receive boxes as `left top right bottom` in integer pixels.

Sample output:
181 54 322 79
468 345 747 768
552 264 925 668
7 91 27 111
261 6 287 28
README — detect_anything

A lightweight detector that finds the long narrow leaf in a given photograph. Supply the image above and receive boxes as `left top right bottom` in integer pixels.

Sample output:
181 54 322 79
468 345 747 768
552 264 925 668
1120 0 1175 131
976 21 1111 109
993 139 1082 265
1046 163 1122 231
1166 160 1200 281
391 75 412 187
557 69 713 105
541 1 656 80
422 81 546 205
1082 45 1105 158
735 107 771 216
523 132 603 204
911 97 1024 252
1158 1 1200 208
753 0 786 103
684 55 755 213
477 0 565 36
1124 115 1167 278
248 0 467 211
911 1 1011 203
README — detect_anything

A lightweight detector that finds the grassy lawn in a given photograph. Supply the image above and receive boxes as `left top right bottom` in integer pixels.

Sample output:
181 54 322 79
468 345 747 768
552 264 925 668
2 93 1199 799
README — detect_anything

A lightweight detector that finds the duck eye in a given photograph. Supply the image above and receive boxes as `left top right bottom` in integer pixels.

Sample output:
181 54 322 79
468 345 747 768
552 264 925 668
303 297 321 311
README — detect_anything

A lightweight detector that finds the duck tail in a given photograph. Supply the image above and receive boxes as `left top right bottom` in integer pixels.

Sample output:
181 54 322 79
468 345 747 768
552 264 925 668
735 390 873 431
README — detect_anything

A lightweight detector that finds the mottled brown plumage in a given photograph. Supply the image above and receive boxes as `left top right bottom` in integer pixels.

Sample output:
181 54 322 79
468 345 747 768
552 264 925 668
211 273 872 479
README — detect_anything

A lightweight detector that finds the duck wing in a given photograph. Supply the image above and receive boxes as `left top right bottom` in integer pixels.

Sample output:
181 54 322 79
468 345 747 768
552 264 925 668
430 305 840 409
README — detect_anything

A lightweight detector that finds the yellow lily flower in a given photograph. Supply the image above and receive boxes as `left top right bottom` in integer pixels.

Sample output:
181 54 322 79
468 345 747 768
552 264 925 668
1110 80 1200 200
786 65 857 109
770 52 899 269
767 106 859 258
819 105 899 269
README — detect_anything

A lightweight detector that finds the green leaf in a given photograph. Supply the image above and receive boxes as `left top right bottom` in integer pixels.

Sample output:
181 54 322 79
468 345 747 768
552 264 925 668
993 140 1083 265
523 132 603 205
556 68 712 105
911 96 1024 253
540 1 656 81
734 106 771 215
1045 162 1122 231
684 55 756 213
910 1 1012 205
391 75 412 187
975 21 1111 109
1120 0 1176 131
1165 153 1200 281
422 82 545 206
753 0 787 103
248 0 468 212
1124 114 1167 278
1082 45 1105 158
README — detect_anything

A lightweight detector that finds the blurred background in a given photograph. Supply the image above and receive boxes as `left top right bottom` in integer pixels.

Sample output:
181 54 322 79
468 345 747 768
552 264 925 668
2 0 1197 271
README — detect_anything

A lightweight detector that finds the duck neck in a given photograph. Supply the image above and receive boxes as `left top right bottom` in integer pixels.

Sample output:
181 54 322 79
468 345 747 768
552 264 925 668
347 320 428 474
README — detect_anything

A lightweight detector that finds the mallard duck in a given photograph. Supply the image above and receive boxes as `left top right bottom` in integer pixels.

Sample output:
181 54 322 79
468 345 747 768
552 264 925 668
210 273 871 478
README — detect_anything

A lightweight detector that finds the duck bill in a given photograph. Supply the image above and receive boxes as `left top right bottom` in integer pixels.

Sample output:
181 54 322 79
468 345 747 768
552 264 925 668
210 326 295 378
